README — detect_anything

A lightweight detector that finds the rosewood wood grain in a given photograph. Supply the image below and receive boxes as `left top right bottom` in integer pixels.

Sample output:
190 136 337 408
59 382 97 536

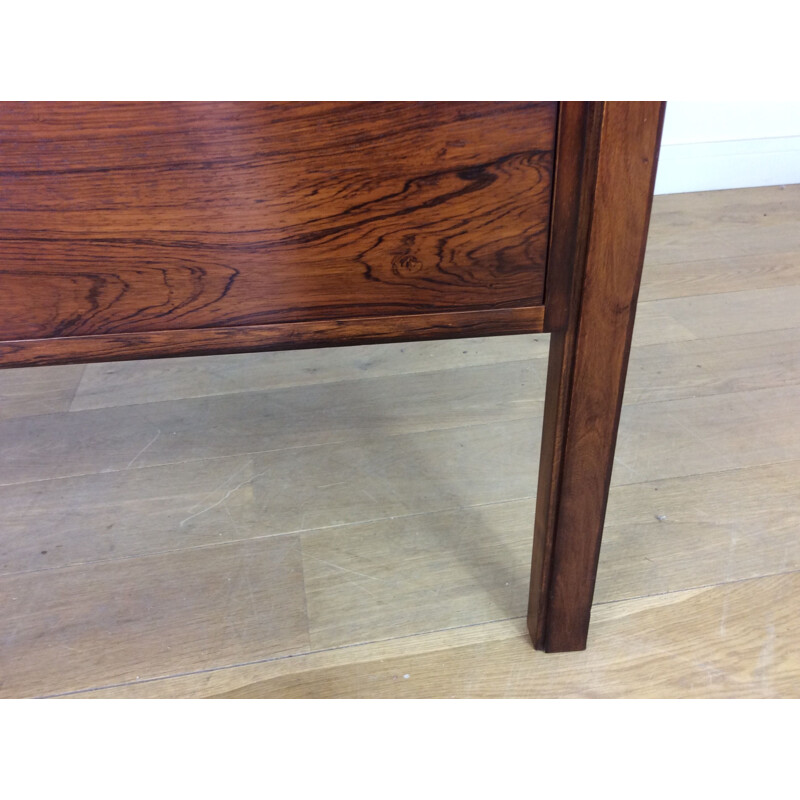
0 306 545 368
529 101 666 652
0 101 666 654
0 102 555 353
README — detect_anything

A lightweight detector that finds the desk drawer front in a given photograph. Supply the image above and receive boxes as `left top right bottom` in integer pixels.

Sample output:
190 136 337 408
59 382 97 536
0 102 556 344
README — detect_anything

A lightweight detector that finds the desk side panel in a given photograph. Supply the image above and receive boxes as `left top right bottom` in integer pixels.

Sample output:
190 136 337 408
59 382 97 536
0 102 555 359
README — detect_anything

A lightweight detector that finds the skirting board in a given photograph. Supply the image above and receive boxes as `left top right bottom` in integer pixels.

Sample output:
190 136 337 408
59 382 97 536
654 135 800 195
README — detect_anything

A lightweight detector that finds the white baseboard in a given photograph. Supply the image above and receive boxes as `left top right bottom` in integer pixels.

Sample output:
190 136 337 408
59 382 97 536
654 135 800 195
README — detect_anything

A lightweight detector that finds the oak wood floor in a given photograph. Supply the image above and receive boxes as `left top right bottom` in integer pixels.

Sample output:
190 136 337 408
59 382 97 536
1 185 799 698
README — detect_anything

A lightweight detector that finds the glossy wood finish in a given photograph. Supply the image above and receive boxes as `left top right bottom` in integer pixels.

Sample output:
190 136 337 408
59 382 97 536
0 101 665 655
3 183 799 696
529 101 666 651
0 307 545 368
0 102 555 365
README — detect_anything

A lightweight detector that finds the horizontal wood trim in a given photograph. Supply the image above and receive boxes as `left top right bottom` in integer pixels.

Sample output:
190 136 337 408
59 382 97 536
0 306 546 368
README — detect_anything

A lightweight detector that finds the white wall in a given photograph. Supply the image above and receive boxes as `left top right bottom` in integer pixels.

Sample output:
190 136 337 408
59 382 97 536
654 102 800 194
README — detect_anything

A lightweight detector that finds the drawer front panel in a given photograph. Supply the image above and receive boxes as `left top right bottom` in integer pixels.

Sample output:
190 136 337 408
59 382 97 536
0 102 556 342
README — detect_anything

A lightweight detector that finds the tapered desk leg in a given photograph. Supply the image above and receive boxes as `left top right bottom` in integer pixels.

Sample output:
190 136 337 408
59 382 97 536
528 101 666 652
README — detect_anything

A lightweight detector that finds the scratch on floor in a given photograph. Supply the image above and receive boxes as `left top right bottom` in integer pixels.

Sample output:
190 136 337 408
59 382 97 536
719 597 730 636
612 453 639 482
179 468 268 528
304 553 384 584
180 486 240 527
183 462 251 515
125 429 162 468
668 412 728 460
243 568 258 615
753 622 776 695
224 503 245 538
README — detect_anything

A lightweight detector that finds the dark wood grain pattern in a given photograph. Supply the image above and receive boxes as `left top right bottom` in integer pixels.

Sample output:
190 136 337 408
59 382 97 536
529 101 604 649
0 101 666 655
0 102 555 357
0 306 545 368
529 101 666 652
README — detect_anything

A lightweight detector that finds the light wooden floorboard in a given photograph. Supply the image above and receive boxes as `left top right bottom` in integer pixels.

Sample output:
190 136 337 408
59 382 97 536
0 184 798 697
639 250 800 302
69 336 553 412
0 535 308 698
644 185 800 265
0 359 545 487
0 364 85 422
71 572 800 699
644 284 800 340
213 570 800 700
624 327 800 405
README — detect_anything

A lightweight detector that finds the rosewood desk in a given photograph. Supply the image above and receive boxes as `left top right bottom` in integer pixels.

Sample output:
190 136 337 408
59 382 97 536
0 102 665 652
